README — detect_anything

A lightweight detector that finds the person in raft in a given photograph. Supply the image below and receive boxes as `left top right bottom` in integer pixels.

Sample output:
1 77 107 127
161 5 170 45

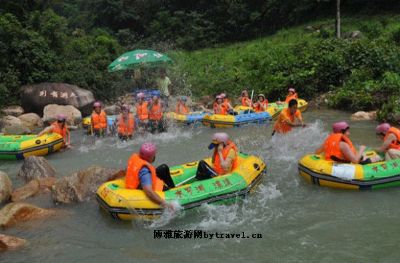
125 142 175 210
135 92 149 131
117 105 135 140
213 95 228 115
285 87 298 103
253 94 268 112
375 123 400 160
148 95 165 133
316 121 377 164
38 114 70 148
241 90 252 107
272 99 305 135
195 133 238 180
91 101 107 137
175 96 190 114
220 93 234 114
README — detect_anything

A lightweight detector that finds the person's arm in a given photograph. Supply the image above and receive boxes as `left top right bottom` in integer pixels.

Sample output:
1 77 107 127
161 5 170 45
217 145 235 172
140 168 174 211
340 142 366 163
65 128 71 147
37 126 53 137
376 134 395 153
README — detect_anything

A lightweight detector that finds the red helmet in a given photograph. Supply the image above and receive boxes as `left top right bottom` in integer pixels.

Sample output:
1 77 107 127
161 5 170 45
376 123 391 134
332 121 350 133
93 101 101 108
139 143 157 162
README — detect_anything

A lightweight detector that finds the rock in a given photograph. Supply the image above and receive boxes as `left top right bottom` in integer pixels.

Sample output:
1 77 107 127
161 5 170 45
52 166 122 204
18 113 43 130
0 171 12 204
351 111 377 121
104 105 120 115
0 234 27 251
350 30 362 39
38 177 56 190
42 104 82 126
0 202 55 228
21 82 95 116
0 115 31 135
18 156 56 182
1 106 24 117
11 180 40 202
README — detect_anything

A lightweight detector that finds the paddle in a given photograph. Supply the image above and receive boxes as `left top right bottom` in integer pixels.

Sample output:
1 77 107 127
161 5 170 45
245 90 254 114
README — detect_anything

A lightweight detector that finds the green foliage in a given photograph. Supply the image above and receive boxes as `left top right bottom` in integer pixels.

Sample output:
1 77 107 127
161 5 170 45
360 21 384 39
392 27 400 45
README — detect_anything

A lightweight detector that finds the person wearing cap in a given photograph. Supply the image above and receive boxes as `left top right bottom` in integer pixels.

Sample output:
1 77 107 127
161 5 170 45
253 94 268 112
148 95 165 133
125 142 175 210
135 92 149 130
91 101 108 137
117 104 135 140
195 133 238 180
375 123 400 160
285 87 298 104
38 114 71 148
220 93 233 113
213 95 228 115
175 96 190 115
273 99 304 134
241 90 252 107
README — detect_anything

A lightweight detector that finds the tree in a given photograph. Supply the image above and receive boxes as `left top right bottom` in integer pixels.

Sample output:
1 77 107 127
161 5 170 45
336 0 341 38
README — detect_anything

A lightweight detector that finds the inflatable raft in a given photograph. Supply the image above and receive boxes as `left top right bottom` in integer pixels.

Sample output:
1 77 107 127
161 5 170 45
165 112 206 125
202 110 272 128
96 152 266 220
298 151 400 190
0 134 64 160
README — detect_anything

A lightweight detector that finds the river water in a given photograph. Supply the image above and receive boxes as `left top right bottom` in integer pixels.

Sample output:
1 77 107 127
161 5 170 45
1 109 399 263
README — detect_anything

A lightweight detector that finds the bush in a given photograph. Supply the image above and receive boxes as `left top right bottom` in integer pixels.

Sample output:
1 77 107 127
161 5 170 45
360 21 384 39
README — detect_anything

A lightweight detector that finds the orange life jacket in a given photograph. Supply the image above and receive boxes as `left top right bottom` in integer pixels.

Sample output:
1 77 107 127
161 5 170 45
214 103 227 115
223 100 231 110
91 110 107 129
273 108 301 134
118 113 135 136
149 102 163 120
136 101 149 121
212 141 238 175
254 100 268 112
51 121 68 144
285 93 298 103
241 97 252 107
125 153 164 191
324 133 356 162
175 103 189 114
385 127 400 150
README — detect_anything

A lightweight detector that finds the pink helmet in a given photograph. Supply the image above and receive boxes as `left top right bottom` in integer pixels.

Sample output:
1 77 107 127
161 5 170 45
216 95 223 100
139 143 157 162
288 87 295 93
212 132 229 144
220 93 226 98
93 101 101 108
376 123 391 134
121 104 129 111
136 92 145 99
56 114 66 121
332 121 350 133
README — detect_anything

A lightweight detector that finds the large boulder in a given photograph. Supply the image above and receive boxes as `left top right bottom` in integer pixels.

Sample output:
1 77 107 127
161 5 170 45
1 106 24 117
0 234 27 251
18 113 43 130
0 202 55 228
18 156 57 182
52 166 123 204
11 177 56 202
0 115 31 135
42 104 82 126
351 111 377 121
0 171 12 203
21 82 95 116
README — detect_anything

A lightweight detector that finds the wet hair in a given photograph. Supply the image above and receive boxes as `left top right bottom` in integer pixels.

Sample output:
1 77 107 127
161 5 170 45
288 99 298 108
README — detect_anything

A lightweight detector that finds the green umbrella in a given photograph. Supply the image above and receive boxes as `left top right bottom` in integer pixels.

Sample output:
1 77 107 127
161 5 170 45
108 49 172 72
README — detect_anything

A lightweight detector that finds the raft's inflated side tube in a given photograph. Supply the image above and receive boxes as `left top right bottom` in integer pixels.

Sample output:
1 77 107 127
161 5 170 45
82 115 118 132
165 112 206 125
298 151 400 190
202 111 272 128
0 133 64 160
96 153 266 220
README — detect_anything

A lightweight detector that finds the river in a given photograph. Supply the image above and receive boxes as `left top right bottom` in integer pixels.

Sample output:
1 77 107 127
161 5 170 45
2 109 399 263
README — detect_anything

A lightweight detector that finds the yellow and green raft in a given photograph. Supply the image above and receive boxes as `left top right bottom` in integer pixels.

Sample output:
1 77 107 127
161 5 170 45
298 151 400 190
0 133 64 160
96 153 266 220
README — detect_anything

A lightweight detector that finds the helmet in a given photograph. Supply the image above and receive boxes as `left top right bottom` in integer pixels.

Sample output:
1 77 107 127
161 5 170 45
121 104 129 111
152 95 159 100
376 123 391 134
241 90 248 96
139 143 157 162
136 92 145 99
332 121 350 133
56 114 66 121
288 87 295 93
212 132 229 144
93 101 101 108
180 96 187 102
258 94 265 99
220 93 226 98
216 95 223 100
